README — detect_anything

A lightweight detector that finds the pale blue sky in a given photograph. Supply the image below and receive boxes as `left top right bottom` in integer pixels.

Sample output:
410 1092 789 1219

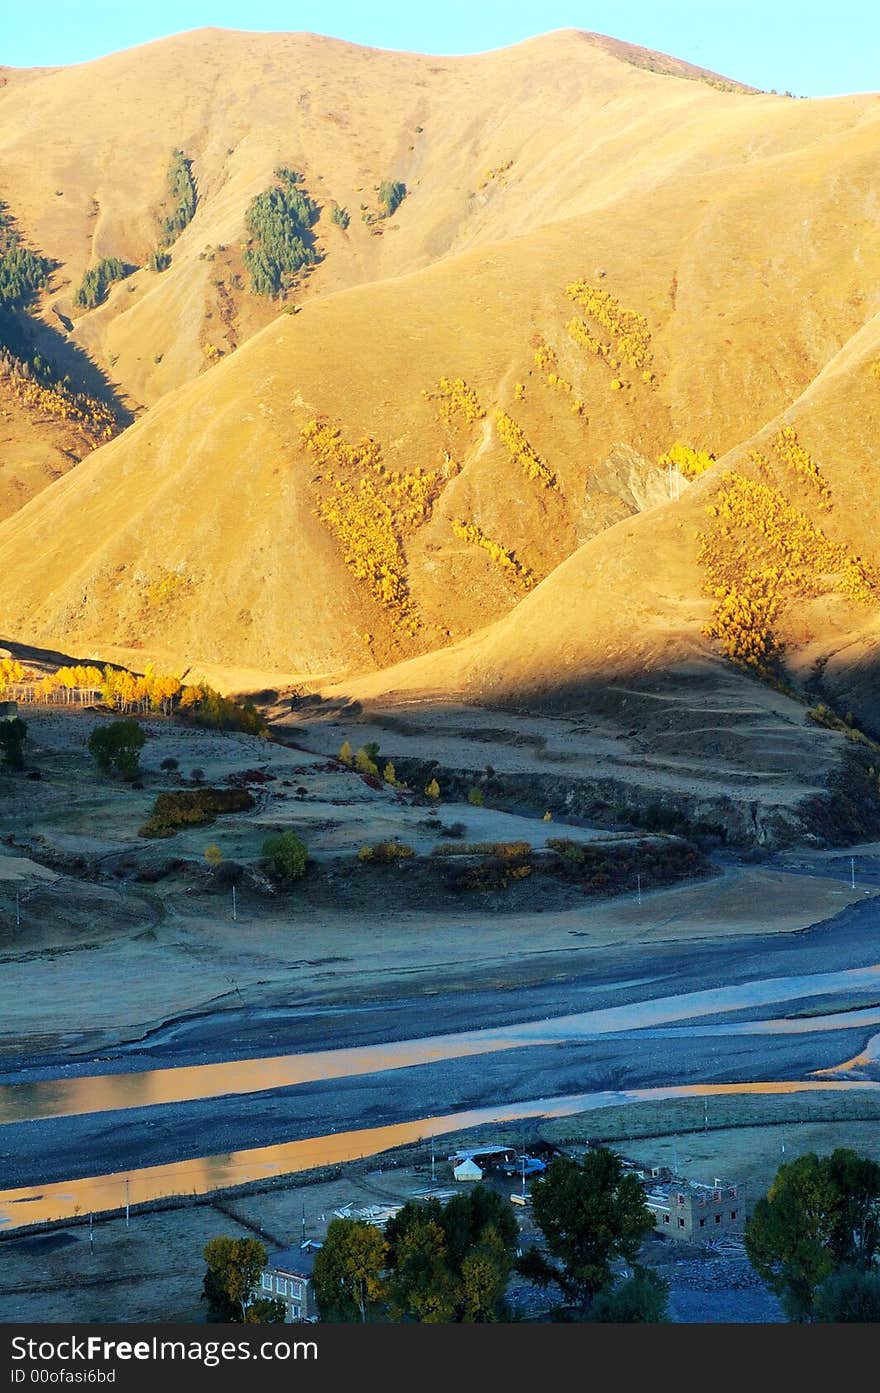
4 1 879 98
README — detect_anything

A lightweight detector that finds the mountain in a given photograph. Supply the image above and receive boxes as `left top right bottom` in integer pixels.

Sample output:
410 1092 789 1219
2 27 880 842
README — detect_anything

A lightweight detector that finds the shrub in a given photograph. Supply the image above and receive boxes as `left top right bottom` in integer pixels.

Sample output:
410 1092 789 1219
140 787 254 837
0 716 27 771
88 720 145 779
262 830 307 880
451 519 535 588
330 204 350 229
425 777 440 800
467 787 484 806
658 442 715 480
565 280 653 373
425 377 485 426
431 840 530 858
358 841 414 863
437 821 466 838
149 250 171 273
338 740 353 765
354 747 380 777
377 180 406 217
495 411 556 489
160 757 179 772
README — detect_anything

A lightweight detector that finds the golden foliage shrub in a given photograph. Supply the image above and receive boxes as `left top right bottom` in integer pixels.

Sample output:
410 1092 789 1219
565 280 654 373
451 518 535 588
494 410 556 489
772 425 831 503
303 419 447 634
424 376 485 426
698 473 877 665
658 442 716 479
0 353 116 442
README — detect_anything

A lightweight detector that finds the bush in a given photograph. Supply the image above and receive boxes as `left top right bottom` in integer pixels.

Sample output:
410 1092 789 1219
377 180 406 217
330 204 350 229
88 720 145 779
438 822 466 839
149 250 171 272
262 830 307 880
140 787 254 837
357 841 414 863
467 787 484 806
0 716 27 771
355 747 379 777
431 840 531 858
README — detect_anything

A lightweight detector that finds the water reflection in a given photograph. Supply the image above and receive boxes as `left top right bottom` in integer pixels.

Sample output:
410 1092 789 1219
1 1079 877 1230
2 962 879 1124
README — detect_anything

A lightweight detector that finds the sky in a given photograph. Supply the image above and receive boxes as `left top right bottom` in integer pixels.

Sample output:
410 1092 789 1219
4 1 880 98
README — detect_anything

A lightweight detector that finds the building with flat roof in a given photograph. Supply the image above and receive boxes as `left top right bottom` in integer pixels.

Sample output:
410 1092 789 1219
645 1176 745 1241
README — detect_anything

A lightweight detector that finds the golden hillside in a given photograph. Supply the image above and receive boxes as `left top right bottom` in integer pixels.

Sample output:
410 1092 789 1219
2 26 880 823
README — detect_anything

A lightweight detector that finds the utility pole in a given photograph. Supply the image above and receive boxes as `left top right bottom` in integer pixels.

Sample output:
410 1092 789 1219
637 873 642 907
232 885 237 922
125 1178 130 1228
431 1135 436 1183
89 1213 93 1251
15 891 20 931
851 857 856 891
521 1156 527 1200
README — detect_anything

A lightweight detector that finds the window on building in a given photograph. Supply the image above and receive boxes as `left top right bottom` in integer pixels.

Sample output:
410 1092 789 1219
663 1214 670 1225
678 1218 686 1228
714 1214 721 1224
276 1277 288 1295
699 1218 705 1228
261 1274 272 1291
292 1306 300 1320
677 1193 685 1205
731 1211 737 1220
290 1280 302 1298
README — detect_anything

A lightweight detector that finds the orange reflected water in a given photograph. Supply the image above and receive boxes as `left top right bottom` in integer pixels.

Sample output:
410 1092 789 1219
1 1079 878 1231
3 961 880 1124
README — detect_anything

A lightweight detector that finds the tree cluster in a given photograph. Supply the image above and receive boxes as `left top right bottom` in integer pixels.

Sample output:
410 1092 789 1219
745 1147 880 1321
74 257 130 309
158 149 197 247
313 1186 518 1323
243 169 320 297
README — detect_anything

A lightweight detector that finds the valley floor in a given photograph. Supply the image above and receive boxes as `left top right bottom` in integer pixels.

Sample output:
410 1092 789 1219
2 707 880 1322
